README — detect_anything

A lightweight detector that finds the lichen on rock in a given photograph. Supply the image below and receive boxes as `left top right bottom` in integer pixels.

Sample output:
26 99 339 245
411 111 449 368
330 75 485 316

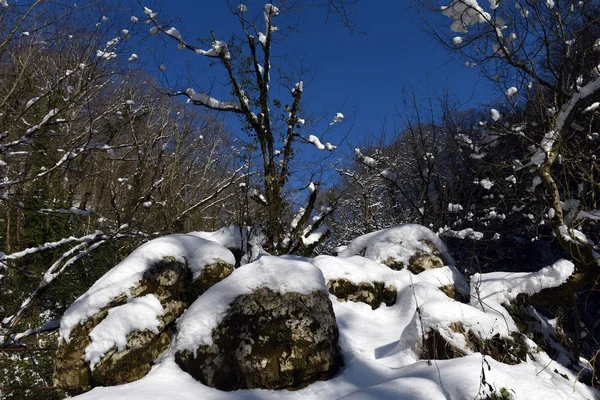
53 238 235 394
174 287 343 391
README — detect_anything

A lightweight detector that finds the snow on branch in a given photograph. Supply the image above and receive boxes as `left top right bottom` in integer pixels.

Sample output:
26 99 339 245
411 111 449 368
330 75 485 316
39 207 94 216
441 0 491 33
2 236 107 339
440 227 484 240
155 18 230 59
25 108 58 135
307 135 336 151
12 319 60 343
354 148 378 168
0 231 104 261
180 88 242 112
329 112 344 125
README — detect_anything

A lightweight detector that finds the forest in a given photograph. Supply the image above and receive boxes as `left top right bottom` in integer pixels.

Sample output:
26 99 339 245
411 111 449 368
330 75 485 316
0 0 599 399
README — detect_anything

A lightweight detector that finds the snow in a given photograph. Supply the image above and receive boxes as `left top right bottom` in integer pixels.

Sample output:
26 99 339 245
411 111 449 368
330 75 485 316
85 294 164 370
442 0 491 33
59 234 235 342
471 259 575 305
143 7 158 20
559 225 594 246
301 225 329 246
491 108 501 121
165 27 182 41
258 32 267 47
265 3 279 15
420 299 513 347
96 50 117 60
194 40 230 58
337 224 454 267
26 97 40 109
583 102 599 113
330 112 344 125
170 256 327 351
65 225 597 400
185 88 240 110
441 227 484 240
313 255 466 296
71 253 596 400
308 135 335 151
0 0 8 7
447 203 463 212
480 178 494 189
189 225 243 249
355 148 377 167
506 86 518 99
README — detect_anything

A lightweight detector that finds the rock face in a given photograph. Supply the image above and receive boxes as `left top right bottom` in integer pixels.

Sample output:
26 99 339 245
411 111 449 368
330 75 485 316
53 257 233 394
327 279 396 309
175 287 343 391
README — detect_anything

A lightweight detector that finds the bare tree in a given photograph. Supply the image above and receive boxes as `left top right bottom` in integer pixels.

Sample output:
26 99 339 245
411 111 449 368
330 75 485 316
143 1 344 255
421 0 600 299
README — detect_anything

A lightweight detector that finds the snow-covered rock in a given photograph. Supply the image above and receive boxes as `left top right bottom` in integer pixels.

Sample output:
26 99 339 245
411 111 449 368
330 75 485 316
171 256 342 390
53 235 235 393
314 256 397 309
337 224 454 272
62 225 598 400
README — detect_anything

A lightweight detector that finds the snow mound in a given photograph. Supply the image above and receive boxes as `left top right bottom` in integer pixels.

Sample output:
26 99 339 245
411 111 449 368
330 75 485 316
85 294 164 370
68 225 597 400
60 234 235 342
471 259 575 305
189 225 243 250
337 224 455 267
313 255 468 296
170 255 327 351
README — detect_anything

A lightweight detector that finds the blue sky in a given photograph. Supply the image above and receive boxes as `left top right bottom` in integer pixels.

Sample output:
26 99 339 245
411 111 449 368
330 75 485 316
142 1 492 147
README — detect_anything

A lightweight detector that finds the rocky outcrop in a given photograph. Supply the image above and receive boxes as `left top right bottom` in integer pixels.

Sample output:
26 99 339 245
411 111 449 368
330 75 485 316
53 257 234 394
175 287 343 391
327 279 396 309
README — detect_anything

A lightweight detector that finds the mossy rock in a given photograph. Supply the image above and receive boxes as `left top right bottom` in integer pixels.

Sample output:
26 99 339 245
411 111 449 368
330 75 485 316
175 287 343 391
92 330 173 386
421 323 528 365
192 260 234 296
53 257 234 393
327 279 396 309
53 312 105 394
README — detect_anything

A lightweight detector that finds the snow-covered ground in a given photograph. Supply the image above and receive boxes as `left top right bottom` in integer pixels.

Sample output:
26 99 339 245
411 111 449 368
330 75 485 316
68 226 598 400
